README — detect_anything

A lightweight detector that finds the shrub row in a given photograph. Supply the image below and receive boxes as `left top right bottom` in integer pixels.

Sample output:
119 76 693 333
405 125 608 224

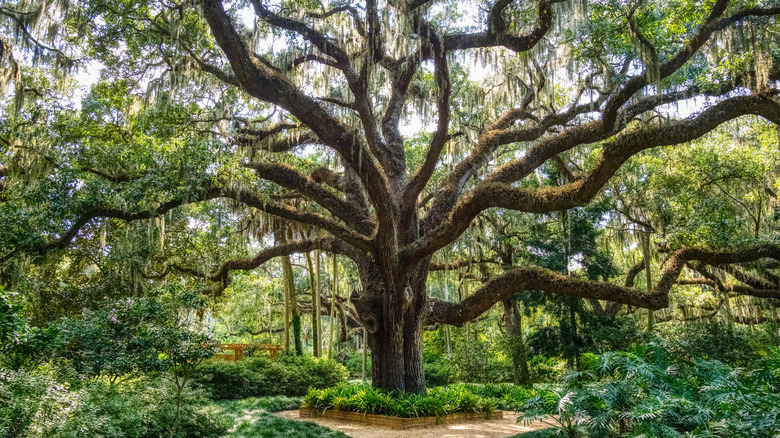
302 383 498 418
191 352 348 400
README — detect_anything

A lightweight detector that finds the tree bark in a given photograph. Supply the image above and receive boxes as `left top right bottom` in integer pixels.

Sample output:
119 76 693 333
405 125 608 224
352 260 430 393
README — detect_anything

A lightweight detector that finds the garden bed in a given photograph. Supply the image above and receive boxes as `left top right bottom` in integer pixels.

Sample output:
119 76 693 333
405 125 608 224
299 407 503 429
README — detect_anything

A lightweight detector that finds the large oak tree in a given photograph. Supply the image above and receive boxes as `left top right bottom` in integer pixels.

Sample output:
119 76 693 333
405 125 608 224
2 0 780 392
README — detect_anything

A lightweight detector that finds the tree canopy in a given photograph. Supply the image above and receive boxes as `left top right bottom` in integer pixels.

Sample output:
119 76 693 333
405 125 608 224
1 0 780 392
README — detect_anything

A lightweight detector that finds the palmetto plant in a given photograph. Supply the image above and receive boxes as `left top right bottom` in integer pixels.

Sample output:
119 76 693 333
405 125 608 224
519 345 780 438
521 389 592 438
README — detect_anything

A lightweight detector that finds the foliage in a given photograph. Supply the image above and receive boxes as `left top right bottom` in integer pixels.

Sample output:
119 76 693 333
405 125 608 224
450 336 514 383
464 383 538 411
0 367 230 438
0 290 222 438
341 350 370 379
423 351 455 387
51 293 216 384
192 353 348 400
653 320 775 367
0 288 60 370
302 383 497 419
519 344 780 437
527 354 567 384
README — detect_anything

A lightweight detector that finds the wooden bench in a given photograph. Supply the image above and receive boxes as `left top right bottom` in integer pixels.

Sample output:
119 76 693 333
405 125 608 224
214 343 284 361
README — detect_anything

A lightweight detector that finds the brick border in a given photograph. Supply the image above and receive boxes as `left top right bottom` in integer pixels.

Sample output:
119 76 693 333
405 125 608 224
299 407 503 429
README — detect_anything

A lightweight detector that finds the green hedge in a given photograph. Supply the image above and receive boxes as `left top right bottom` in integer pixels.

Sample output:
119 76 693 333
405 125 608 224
191 353 348 400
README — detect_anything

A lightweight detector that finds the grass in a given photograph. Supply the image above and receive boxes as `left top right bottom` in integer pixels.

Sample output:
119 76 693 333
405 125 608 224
210 396 349 438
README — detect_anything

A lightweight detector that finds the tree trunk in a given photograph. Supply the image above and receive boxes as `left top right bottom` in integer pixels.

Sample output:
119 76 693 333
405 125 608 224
442 269 451 354
361 326 368 381
363 306 426 393
641 231 654 332
306 252 321 357
328 253 338 359
281 254 303 355
354 261 429 394
283 263 290 350
503 298 530 386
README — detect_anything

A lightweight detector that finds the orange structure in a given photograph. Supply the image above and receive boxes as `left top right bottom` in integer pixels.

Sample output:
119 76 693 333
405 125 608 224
212 343 284 362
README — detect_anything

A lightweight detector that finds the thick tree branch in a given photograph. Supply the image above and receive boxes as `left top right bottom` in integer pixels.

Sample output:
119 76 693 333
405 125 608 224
218 187 373 250
428 245 780 325
401 24 452 226
421 2 779 231
601 1 780 129
407 94 780 266
250 0 352 70
243 162 374 235
200 0 392 222
442 0 562 53
307 6 366 38
174 237 358 283
0 187 224 265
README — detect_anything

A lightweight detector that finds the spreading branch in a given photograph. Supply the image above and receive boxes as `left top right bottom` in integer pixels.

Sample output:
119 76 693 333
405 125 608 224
428 245 780 325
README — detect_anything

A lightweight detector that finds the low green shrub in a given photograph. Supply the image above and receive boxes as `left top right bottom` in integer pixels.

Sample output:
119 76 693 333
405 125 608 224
0 367 230 438
465 383 538 411
450 339 513 383
423 351 455 386
302 383 497 418
527 354 566 383
192 353 348 399
341 351 370 378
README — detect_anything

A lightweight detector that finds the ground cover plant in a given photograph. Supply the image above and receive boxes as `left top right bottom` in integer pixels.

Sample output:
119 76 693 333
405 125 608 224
213 396 349 438
465 383 540 411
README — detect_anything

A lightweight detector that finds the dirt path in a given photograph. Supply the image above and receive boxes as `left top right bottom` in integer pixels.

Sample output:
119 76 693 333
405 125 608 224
275 410 550 438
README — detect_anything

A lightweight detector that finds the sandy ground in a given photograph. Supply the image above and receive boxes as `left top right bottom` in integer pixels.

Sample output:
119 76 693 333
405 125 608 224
275 410 551 438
